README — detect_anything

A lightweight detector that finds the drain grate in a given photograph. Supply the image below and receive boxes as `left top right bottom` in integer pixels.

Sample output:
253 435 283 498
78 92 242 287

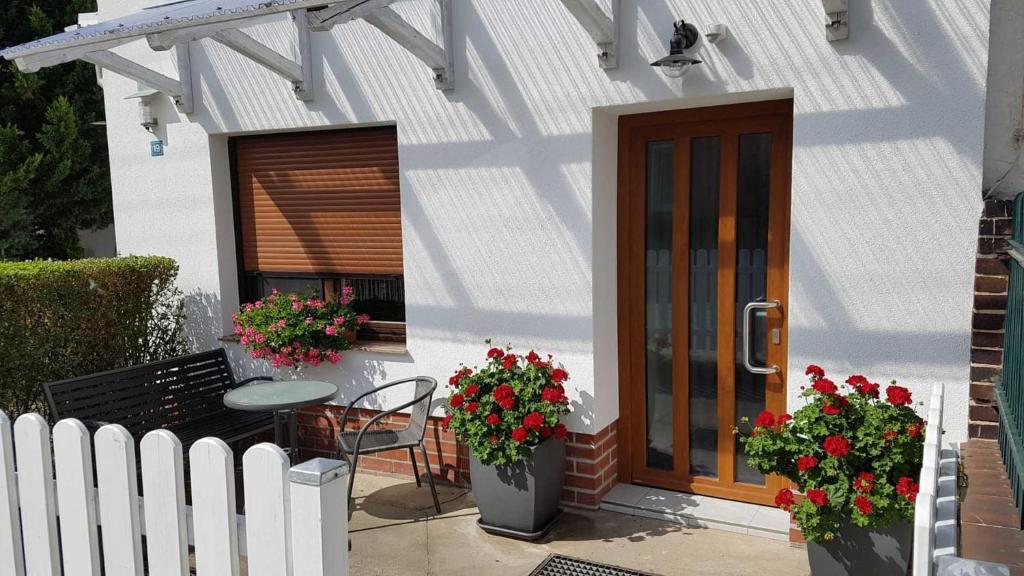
528 554 659 576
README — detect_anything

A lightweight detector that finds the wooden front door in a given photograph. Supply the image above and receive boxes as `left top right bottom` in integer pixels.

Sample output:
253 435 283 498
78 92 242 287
616 99 793 505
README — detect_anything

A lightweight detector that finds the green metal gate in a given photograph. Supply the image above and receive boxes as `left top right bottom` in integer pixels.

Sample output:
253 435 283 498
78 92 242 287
998 192 1024 528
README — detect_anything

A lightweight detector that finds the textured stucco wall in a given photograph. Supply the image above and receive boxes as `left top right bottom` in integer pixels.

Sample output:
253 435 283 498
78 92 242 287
983 0 1024 198
95 0 988 441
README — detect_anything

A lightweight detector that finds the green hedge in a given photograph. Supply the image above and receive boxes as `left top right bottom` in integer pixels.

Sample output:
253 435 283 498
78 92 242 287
0 256 186 418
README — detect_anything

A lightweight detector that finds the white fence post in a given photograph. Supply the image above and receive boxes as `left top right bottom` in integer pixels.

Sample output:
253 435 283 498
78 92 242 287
190 438 240 576
14 414 61 576
95 424 145 576
244 444 292 576
140 430 190 576
0 412 24 576
53 419 101 576
289 458 349 576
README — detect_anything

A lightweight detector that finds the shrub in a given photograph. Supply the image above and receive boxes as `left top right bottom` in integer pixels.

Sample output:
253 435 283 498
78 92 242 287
0 256 185 418
232 288 367 370
442 342 572 466
737 365 925 542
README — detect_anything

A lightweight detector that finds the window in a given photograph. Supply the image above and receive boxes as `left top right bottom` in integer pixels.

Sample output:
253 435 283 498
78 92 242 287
231 126 406 342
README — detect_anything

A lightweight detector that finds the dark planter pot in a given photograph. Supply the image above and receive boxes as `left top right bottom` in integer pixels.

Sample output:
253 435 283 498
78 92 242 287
469 437 566 540
806 520 912 576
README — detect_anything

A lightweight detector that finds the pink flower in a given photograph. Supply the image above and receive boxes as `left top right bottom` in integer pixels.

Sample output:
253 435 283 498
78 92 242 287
356 314 370 325
244 303 254 312
325 325 338 336
306 317 314 325
333 317 346 325
340 286 354 305
326 350 343 363
292 301 303 311
254 300 263 308
255 333 266 343
240 336 250 345
234 325 244 335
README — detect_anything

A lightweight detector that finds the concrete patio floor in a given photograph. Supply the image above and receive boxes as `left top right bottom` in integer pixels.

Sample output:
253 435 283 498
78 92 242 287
347 473 811 576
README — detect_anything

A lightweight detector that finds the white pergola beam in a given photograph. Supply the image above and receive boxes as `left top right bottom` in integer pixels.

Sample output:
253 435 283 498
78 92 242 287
211 28 312 101
174 43 195 114
293 10 314 101
307 0 397 32
363 1 453 90
14 36 134 72
559 0 619 69
80 50 182 97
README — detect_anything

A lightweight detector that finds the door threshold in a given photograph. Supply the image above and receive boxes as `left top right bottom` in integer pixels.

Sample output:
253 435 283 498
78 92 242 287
599 483 789 541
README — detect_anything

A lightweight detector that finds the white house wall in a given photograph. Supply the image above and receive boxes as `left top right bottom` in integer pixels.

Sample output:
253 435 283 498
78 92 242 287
96 0 989 441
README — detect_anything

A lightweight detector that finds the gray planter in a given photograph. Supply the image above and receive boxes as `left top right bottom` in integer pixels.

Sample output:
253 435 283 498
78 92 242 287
470 437 566 540
806 520 912 576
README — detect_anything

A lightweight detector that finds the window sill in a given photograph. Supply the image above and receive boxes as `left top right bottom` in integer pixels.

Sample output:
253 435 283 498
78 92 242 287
218 334 406 355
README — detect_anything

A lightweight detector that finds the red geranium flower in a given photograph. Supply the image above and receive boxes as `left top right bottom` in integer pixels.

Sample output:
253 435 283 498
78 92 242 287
511 427 529 443
465 383 480 397
812 378 838 395
777 413 793 426
553 423 568 440
823 435 851 458
847 375 879 398
886 385 913 406
448 374 461 387
449 393 465 409
494 384 516 410
797 455 818 472
542 386 567 404
822 402 842 416
523 411 545 431
883 430 899 441
896 477 919 502
853 472 875 493
540 426 552 438
854 495 873 515
551 368 569 383
502 354 519 370
906 423 923 438
486 413 500 426
487 347 505 359
774 488 796 510
805 365 825 380
806 489 829 507
465 401 479 413
754 410 775 428
526 350 545 367
441 414 452 431
489 435 498 443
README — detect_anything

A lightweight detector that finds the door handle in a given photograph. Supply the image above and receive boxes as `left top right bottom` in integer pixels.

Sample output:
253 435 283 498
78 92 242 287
742 300 781 375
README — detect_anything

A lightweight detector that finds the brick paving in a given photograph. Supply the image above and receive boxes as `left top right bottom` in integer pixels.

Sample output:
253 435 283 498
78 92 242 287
960 439 1024 575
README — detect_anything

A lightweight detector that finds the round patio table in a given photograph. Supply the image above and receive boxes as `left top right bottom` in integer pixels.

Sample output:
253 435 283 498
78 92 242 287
223 380 338 458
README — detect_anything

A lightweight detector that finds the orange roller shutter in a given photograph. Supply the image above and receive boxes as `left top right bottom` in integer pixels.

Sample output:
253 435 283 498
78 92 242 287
233 126 403 275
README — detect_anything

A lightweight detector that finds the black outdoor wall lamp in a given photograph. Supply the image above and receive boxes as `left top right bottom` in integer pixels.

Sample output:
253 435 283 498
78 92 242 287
650 19 703 79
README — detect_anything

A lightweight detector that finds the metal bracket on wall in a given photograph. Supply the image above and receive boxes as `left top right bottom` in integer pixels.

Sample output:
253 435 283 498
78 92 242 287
559 0 619 69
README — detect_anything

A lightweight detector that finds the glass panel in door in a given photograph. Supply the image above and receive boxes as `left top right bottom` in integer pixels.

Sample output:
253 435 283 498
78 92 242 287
644 140 675 471
734 133 773 485
688 137 720 478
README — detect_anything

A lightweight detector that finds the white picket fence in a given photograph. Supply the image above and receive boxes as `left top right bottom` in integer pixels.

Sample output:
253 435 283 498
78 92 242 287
911 383 959 576
0 411 349 576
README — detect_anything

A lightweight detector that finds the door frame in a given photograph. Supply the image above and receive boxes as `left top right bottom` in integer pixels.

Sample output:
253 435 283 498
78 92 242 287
615 98 794 506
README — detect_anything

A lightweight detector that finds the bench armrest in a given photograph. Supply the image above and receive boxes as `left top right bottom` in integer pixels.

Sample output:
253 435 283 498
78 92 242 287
236 376 275 387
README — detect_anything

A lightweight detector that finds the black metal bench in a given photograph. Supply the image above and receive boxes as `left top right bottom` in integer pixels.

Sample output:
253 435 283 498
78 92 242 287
43 349 275 451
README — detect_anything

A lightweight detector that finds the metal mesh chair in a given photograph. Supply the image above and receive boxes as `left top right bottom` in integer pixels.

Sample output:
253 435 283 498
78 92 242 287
339 376 441 517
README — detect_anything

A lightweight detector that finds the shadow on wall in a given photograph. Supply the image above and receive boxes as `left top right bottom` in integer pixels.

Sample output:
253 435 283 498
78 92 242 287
184 0 986 427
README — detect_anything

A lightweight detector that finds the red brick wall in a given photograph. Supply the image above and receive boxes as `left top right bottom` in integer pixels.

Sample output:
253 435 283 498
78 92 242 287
297 404 618 509
970 199 1013 439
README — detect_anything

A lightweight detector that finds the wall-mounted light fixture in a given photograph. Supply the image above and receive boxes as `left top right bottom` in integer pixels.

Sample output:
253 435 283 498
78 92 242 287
125 87 159 133
822 0 849 41
650 20 702 79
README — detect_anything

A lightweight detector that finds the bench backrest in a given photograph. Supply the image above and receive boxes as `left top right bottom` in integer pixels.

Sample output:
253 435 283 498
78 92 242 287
44 349 239 437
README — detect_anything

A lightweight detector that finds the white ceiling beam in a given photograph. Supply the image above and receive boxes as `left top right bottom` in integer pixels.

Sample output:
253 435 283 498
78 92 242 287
307 0 397 32
559 0 619 69
80 50 182 97
362 1 453 90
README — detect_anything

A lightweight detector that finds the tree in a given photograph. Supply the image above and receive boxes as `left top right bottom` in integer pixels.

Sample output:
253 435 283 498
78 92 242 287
0 1 111 260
